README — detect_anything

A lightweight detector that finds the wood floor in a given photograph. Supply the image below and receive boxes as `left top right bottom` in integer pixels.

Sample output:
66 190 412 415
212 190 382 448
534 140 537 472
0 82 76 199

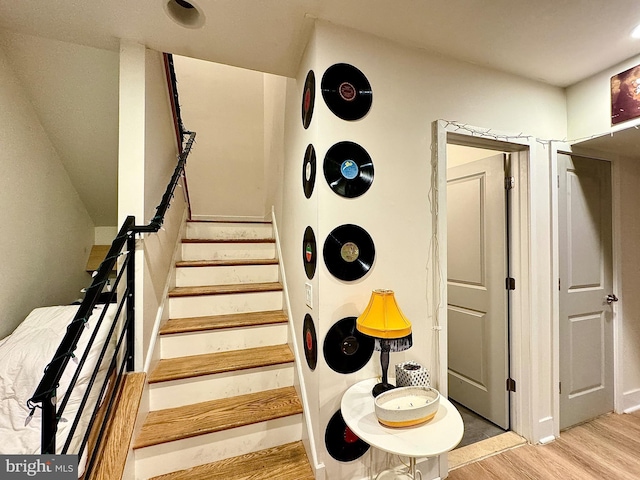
448 411 640 480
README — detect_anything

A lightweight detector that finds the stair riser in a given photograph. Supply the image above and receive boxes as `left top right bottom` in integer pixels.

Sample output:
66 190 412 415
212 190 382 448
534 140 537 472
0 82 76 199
160 323 288 358
175 264 279 287
169 291 283 318
181 243 276 261
134 415 303 479
149 364 294 410
186 222 273 240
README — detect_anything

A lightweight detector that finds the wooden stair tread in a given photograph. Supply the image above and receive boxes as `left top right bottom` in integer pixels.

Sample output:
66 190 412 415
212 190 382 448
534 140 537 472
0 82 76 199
91 373 146 480
182 238 275 244
160 311 287 335
134 386 302 449
169 282 282 297
149 441 314 480
176 258 278 268
149 344 294 383
187 220 272 225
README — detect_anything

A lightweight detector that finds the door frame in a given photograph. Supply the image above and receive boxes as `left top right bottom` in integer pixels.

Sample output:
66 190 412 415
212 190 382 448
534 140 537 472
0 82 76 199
550 142 622 437
433 120 534 442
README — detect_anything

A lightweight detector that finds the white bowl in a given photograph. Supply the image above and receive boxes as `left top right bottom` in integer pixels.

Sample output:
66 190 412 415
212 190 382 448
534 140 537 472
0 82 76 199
374 386 440 428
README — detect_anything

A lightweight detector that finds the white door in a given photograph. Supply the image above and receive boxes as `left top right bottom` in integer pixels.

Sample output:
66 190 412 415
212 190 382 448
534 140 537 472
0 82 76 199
558 153 614 430
447 153 509 429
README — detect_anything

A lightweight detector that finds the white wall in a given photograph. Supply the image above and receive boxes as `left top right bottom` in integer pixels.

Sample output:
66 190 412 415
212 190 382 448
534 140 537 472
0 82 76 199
0 42 95 340
263 74 287 216
280 21 566 479
611 154 640 411
118 43 183 370
173 56 267 220
567 53 640 140
0 30 120 227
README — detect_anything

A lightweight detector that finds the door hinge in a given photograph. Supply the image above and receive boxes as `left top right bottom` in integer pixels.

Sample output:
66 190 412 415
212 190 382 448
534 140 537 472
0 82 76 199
505 176 515 190
558 278 561 291
557 175 560 188
506 277 516 290
559 382 562 394
506 378 517 392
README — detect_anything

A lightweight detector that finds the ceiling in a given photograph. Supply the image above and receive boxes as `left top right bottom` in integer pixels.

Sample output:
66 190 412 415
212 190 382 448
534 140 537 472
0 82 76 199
2 0 640 88
2 0 640 228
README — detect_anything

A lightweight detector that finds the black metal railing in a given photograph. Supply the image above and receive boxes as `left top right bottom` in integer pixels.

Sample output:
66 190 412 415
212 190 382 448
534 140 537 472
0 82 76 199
28 216 136 476
26 52 195 478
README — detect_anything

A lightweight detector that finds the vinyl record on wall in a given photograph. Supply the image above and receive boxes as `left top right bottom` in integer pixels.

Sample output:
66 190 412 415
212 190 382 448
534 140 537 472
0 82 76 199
323 224 375 282
321 63 373 121
302 70 316 129
323 316 374 374
303 226 317 280
303 313 318 371
302 144 317 199
325 409 370 462
323 141 374 198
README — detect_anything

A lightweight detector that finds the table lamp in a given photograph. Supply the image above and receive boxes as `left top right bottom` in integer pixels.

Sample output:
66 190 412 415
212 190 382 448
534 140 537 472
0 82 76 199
356 289 413 397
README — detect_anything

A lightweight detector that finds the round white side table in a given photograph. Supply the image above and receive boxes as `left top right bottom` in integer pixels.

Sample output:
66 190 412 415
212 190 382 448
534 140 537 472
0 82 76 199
341 378 464 479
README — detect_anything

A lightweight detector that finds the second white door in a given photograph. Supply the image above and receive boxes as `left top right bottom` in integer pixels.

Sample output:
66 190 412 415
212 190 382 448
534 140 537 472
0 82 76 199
447 153 509 429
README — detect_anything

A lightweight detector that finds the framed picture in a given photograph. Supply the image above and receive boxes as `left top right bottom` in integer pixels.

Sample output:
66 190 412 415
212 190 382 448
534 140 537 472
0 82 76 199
611 64 640 125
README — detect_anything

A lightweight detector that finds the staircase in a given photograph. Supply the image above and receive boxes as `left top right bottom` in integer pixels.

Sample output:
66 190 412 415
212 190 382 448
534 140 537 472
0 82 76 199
133 220 314 480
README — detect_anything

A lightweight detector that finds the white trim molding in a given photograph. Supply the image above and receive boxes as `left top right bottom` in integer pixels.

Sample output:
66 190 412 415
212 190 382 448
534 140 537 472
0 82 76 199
432 120 536 450
271 206 326 479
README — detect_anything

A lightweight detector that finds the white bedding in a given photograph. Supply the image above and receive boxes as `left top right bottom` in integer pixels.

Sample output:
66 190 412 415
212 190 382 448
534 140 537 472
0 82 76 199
0 304 116 457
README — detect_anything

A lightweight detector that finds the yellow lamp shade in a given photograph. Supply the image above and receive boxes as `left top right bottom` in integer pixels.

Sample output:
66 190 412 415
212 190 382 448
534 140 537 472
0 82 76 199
356 289 412 339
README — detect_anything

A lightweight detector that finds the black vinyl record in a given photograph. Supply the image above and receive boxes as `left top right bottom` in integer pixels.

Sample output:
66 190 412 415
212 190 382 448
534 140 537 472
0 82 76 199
323 141 374 198
323 224 375 282
302 70 315 129
323 316 374 374
303 226 317 280
325 409 370 462
302 144 316 199
321 63 373 121
303 314 317 371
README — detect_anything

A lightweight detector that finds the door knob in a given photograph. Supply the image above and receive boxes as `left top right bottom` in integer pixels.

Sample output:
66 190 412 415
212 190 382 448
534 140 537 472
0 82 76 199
606 294 619 304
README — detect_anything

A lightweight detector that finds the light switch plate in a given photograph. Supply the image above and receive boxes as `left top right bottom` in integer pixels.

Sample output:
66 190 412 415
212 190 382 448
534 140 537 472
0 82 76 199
305 282 313 308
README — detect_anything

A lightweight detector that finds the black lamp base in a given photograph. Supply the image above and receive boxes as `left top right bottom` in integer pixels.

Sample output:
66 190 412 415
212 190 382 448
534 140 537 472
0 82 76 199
372 382 395 397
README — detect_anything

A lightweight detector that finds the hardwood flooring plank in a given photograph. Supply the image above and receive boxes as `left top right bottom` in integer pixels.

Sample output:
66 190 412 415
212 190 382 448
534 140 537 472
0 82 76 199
149 441 314 480
168 282 282 297
134 386 302 449
160 311 287 335
448 412 640 480
149 344 294 383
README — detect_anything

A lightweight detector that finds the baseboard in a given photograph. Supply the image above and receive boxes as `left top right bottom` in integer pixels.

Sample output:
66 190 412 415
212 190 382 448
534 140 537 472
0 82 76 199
190 214 270 223
623 388 640 413
537 416 555 444
143 206 189 374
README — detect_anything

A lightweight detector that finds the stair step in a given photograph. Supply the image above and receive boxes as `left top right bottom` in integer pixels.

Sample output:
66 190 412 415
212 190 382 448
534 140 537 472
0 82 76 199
181 241 276 261
149 441 314 480
150 344 294 383
176 258 278 268
161 311 287 335
134 386 302 449
185 221 274 241
149 362 294 410
175 261 279 287
169 282 282 298
183 238 275 244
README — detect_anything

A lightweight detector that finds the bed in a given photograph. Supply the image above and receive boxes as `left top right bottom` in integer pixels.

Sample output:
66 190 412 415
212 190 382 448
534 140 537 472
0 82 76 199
0 303 117 471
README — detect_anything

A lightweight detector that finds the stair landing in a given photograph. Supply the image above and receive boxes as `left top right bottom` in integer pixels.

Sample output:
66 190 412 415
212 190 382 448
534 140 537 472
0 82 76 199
149 441 314 480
